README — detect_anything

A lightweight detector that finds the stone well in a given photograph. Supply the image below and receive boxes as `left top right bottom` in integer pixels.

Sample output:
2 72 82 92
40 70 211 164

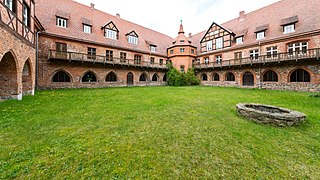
236 103 307 127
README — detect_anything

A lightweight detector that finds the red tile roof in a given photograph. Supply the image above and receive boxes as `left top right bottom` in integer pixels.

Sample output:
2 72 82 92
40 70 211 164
191 0 320 54
35 0 174 56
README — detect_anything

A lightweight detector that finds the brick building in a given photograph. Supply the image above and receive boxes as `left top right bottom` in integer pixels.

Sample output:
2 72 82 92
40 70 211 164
0 0 37 100
1 0 319 97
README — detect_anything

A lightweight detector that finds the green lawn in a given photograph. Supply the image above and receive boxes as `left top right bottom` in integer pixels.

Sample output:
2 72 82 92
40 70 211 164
0 86 319 179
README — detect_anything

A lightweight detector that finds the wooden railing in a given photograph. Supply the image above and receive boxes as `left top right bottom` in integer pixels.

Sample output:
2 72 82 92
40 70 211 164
0 2 35 45
193 48 320 69
49 50 168 69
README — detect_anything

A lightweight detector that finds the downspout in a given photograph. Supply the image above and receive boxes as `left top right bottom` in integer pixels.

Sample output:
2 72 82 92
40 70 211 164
258 41 261 89
35 30 43 90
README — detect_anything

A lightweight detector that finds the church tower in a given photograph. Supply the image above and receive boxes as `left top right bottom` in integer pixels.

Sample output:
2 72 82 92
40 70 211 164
167 21 197 72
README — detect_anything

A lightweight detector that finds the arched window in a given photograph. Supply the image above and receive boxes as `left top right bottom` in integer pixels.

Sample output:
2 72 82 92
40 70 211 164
163 74 167 82
52 71 71 82
82 71 97 82
106 72 117 82
201 74 208 81
152 74 158 81
212 73 220 81
139 73 148 82
290 69 310 82
242 72 254 86
226 72 235 81
263 70 278 82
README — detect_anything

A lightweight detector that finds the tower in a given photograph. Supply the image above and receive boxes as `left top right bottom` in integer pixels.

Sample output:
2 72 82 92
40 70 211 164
167 21 197 72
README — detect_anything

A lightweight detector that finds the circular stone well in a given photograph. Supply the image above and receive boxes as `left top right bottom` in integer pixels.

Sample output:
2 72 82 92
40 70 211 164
236 103 307 127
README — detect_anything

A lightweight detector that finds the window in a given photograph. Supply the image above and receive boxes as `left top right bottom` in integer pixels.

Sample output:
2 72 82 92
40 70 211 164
5 0 15 12
55 43 67 59
128 36 138 44
120 52 127 63
250 49 259 60
290 69 310 82
150 46 156 52
236 37 243 44
52 71 71 82
216 37 223 49
56 17 67 28
159 59 163 65
134 55 141 64
139 73 147 82
87 47 96 59
23 3 30 27
216 55 222 64
180 40 185 44
256 31 265 40
204 57 209 64
105 29 117 40
263 70 278 82
150 57 155 64
201 74 208 81
106 72 117 82
206 41 213 51
82 71 97 83
226 72 235 81
170 49 174 54
213 73 220 81
152 74 158 81
288 42 308 55
180 48 185 53
191 49 195 54
266 46 278 58
163 74 167 82
234 52 242 60
284 24 295 34
180 65 185 72
106 50 113 61
83 24 92 33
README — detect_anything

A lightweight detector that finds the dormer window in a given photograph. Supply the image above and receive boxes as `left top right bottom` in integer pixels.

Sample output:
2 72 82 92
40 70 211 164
256 31 265 40
103 21 119 40
180 40 185 44
284 24 295 34
126 30 139 45
150 46 156 52
56 17 67 28
83 24 92 34
236 36 243 44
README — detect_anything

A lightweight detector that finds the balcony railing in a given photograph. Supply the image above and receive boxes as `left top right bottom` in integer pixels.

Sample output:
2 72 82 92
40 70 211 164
49 50 168 69
194 48 320 69
0 2 35 45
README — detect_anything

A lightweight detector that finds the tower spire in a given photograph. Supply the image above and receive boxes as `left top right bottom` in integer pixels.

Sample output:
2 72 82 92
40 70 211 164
179 20 184 34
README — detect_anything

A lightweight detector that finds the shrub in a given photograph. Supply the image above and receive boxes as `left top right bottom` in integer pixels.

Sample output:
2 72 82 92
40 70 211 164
166 64 200 86
309 93 320 98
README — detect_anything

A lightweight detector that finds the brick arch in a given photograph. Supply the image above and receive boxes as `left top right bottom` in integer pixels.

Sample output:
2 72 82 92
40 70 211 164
80 70 99 83
105 71 118 82
261 69 280 82
152 73 159 82
241 70 256 86
288 67 314 83
22 59 33 95
51 69 73 82
0 50 19 99
201 73 208 81
224 71 236 81
139 72 149 82
211 72 220 81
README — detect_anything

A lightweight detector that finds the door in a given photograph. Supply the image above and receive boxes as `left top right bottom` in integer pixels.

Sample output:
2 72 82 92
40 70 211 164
127 72 134 86
243 72 254 86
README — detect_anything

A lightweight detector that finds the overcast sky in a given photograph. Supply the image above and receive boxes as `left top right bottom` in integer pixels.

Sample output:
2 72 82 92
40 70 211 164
74 0 279 38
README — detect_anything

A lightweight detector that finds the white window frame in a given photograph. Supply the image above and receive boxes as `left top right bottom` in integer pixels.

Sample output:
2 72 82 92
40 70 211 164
56 17 67 28
83 24 92 34
105 29 117 40
216 37 223 49
288 42 308 55
266 46 278 58
23 3 28 26
150 46 156 53
204 57 209 64
128 35 138 44
256 31 265 40
216 55 222 64
206 41 213 51
284 24 295 34
250 49 259 60
180 48 185 53
5 0 13 11
236 37 243 45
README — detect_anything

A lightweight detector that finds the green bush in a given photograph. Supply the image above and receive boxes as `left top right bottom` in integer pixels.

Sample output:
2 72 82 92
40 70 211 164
309 93 320 98
166 64 200 86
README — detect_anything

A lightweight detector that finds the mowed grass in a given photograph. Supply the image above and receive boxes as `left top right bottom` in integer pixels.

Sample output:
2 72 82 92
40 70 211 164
0 86 319 179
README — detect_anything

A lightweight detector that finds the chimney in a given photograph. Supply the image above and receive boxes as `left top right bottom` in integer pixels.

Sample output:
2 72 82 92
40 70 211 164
239 11 245 22
116 13 120 19
188 33 192 38
90 3 95 9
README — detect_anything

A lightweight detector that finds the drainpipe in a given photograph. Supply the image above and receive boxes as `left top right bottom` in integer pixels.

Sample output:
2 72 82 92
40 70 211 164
258 42 262 89
35 30 43 90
